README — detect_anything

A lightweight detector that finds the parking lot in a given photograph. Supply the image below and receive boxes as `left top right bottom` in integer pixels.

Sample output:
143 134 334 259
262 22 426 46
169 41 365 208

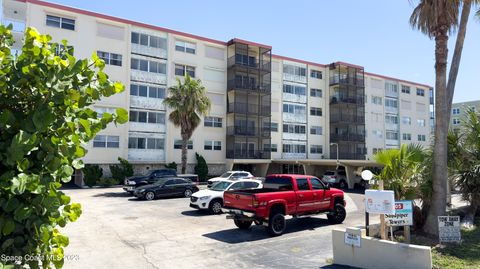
61 187 365 269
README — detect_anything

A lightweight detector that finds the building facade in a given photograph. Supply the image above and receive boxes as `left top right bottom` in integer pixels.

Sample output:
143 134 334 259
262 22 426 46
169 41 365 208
2 0 433 180
450 100 480 131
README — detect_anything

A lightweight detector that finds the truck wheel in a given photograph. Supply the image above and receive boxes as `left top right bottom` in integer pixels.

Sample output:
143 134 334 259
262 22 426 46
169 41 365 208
267 211 286 236
234 219 253 229
339 180 347 189
208 199 223 214
328 204 346 224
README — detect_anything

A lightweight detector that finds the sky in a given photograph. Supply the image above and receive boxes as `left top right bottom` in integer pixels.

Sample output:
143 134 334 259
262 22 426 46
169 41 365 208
26 1 480 102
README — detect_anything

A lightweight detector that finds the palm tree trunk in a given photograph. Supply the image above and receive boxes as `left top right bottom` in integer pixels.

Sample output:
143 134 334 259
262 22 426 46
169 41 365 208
181 134 188 174
423 3 449 237
446 0 472 119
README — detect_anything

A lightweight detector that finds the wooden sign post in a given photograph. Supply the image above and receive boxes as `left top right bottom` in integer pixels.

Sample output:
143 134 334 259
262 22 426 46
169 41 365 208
379 180 386 240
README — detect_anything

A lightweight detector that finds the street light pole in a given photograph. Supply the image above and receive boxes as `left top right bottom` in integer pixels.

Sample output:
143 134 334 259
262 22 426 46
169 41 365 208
330 143 339 167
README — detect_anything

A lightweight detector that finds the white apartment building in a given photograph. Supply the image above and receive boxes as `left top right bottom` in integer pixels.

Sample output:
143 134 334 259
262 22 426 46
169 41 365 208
2 0 433 184
450 100 480 131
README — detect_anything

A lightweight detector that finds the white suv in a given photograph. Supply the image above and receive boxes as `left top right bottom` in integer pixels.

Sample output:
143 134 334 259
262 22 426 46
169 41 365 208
206 171 253 188
189 179 262 214
322 170 364 189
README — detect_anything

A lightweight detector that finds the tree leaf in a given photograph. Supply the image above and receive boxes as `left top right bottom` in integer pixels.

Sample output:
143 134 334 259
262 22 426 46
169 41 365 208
115 108 128 124
2 219 15 235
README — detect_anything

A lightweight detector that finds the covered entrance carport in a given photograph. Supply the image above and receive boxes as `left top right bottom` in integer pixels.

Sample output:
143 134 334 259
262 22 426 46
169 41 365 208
269 159 381 189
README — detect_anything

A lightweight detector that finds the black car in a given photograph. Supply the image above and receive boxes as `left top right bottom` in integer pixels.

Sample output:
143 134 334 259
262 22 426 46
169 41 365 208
123 169 178 193
133 178 199 200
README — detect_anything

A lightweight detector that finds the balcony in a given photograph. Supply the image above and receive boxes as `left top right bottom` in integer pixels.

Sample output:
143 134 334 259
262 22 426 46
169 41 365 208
330 133 365 142
226 150 271 159
281 153 307 159
385 106 399 114
283 92 307 104
330 115 365 124
329 76 364 86
227 79 271 93
227 102 270 116
128 149 165 162
226 126 270 137
130 96 166 110
283 112 307 123
129 122 166 133
282 132 307 141
130 70 166 85
282 73 307 84
227 56 271 72
385 123 399 131
131 44 167 59
330 96 364 105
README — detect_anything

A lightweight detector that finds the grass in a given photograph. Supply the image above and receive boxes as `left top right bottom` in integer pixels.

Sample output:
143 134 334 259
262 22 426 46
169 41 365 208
412 218 480 269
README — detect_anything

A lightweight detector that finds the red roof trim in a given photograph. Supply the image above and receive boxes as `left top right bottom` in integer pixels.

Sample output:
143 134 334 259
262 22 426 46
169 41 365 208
229 38 272 49
272 54 326 68
25 0 227 46
364 72 432 88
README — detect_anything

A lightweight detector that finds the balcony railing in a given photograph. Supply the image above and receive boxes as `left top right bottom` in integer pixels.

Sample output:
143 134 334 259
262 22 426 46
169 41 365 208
227 56 271 72
227 103 270 116
330 133 365 142
226 126 270 137
329 76 364 86
330 96 364 105
330 115 365 124
226 150 271 159
227 79 271 93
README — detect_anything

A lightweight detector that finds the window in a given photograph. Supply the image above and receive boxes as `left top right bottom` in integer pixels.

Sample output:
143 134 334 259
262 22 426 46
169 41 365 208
416 88 425 96
386 131 399 140
401 85 411 94
93 135 119 148
310 88 322 97
283 65 306 77
97 51 122 66
385 81 398 96
128 137 164 149
175 40 196 54
402 116 411 125
418 134 426 141
296 178 310 190
131 58 166 74
283 84 306 95
310 145 323 154
46 15 75 30
269 122 278 132
310 126 323 135
385 115 399 124
129 110 165 124
174 140 193 149
283 124 306 134
453 118 460 125
235 53 256 67
131 32 167 49
51 43 74 56
282 144 306 153
263 176 293 190
310 107 322 116
204 117 222 127
417 119 426 127
94 107 116 118
372 96 382 105
310 178 324 190
452 108 460 115
402 133 412 141
385 98 398 109
310 70 323 79
175 64 195 77
264 143 278 152
204 140 221 151
283 103 306 115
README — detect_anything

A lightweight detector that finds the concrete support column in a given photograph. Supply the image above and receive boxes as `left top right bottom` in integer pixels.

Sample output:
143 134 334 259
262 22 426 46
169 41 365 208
345 165 356 189
303 164 316 176
225 160 234 171
253 163 270 177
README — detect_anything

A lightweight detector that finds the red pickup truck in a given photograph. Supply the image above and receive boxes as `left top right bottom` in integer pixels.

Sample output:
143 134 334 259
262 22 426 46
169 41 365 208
223 174 346 236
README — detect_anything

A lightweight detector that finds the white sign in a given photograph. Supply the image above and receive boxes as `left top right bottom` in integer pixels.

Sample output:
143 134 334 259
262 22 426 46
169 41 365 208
385 201 413 226
365 190 395 214
438 216 461 243
344 232 361 247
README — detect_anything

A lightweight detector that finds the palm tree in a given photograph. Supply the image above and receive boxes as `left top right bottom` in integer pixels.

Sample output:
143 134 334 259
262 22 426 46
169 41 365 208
163 74 211 174
409 0 478 236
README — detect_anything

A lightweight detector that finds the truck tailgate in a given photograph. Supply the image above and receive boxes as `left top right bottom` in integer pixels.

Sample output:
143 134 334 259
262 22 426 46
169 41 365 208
223 191 255 211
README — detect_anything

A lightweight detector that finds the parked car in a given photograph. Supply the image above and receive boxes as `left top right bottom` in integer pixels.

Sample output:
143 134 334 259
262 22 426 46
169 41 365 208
133 178 199 200
223 174 346 236
190 179 262 214
123 168 198 193
322 170 364 189
206 171 253 188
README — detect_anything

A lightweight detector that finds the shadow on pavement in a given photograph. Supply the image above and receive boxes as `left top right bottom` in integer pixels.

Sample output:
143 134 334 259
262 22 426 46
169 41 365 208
92 191 131 198
181 210 213 217
320 265 361 269
203 217 331 244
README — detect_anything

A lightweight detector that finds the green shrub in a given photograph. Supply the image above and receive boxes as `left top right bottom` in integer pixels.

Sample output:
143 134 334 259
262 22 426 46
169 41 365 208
0 26 127 268
165 161 178 170
110 157 134 184
96 177 117 187
194 153 208 182
83 164 103 187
